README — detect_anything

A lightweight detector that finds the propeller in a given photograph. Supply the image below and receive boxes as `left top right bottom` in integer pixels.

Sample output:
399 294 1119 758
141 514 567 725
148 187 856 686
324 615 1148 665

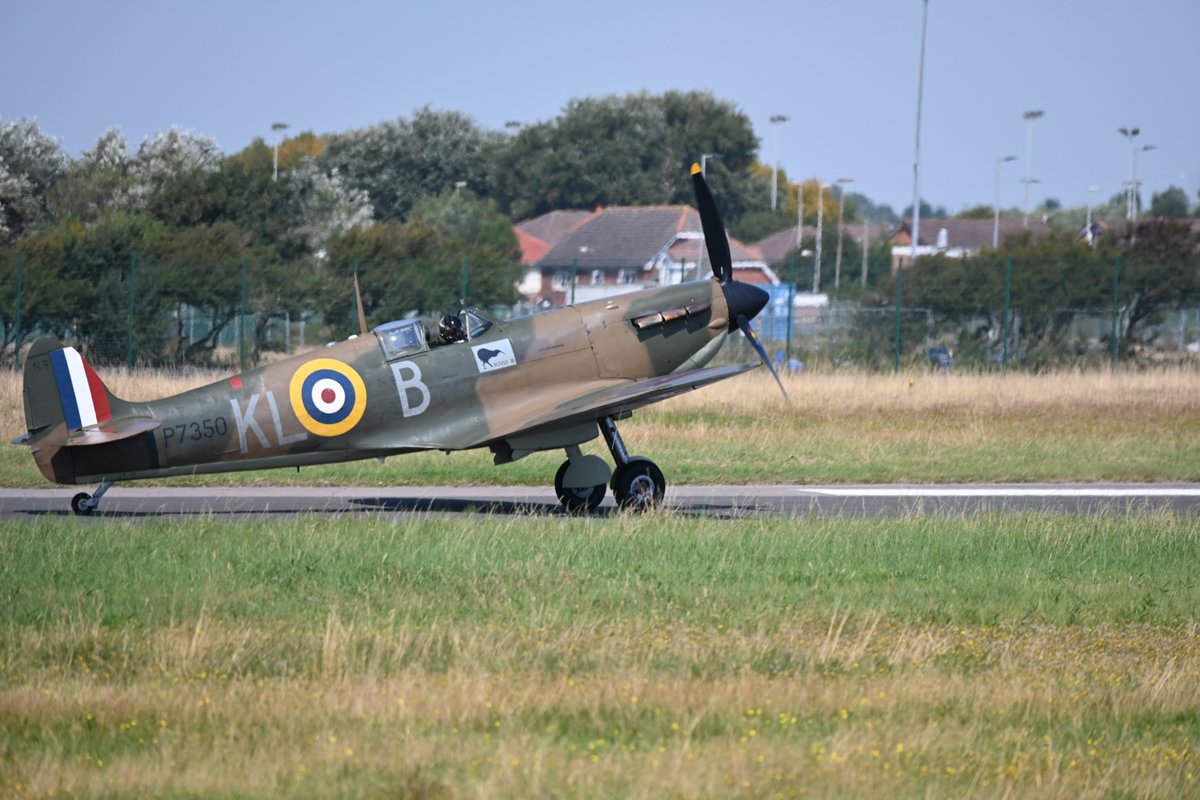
690 163 788 400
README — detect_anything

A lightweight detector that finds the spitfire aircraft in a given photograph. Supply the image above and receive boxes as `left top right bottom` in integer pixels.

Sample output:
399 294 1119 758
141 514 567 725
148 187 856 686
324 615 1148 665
17 164 785 515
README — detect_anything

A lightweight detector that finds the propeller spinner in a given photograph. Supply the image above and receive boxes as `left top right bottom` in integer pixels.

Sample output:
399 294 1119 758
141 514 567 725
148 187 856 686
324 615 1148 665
690 163 788 400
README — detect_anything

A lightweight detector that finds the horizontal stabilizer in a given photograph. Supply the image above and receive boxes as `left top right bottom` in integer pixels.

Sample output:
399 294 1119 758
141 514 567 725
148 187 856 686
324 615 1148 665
63 418 160 447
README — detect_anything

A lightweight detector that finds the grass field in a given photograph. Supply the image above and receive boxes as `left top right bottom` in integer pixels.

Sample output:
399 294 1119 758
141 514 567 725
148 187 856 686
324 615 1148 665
2 513 1198 798
3 367 1197 796
3 367 1199 487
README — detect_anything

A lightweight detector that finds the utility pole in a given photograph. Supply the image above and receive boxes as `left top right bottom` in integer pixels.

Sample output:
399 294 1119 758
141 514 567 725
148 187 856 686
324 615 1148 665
1022 110 1045 228
812 183 828 293
834 177 855 290
994 155 1017 247
271 122 290 182
769 115 789 211
903 0 930 371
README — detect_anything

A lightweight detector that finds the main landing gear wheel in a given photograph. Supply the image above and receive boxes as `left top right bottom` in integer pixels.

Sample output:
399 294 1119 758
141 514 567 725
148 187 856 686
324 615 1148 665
554 460 607 513
611 457 666 511
71 492 95 516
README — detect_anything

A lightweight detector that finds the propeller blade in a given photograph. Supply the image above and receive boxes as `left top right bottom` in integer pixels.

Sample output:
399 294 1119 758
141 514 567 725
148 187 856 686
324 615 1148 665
736 313 788 401
690 163 732 283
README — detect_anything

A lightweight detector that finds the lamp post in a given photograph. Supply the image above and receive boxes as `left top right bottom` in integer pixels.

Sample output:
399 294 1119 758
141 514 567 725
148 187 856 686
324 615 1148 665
769 114 789 211
1021 110 1044 228
570 245 588 305
271 122 289 182
1086 184 1100 245
903 0 929 372
812 183 828 293
861 216 870 287
834 177 855 290
1131 144 1157 223
994 155 1018 247
1118 127 1141 220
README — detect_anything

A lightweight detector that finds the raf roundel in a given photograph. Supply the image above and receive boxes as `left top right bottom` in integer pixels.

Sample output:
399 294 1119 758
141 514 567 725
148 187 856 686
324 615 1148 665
289 358 367 437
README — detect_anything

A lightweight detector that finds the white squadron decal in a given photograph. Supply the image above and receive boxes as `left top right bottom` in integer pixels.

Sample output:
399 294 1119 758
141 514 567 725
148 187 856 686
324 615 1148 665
472 339 517 373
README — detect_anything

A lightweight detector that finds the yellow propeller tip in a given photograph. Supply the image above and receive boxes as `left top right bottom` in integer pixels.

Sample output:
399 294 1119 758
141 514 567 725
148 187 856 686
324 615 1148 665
690 163 701 176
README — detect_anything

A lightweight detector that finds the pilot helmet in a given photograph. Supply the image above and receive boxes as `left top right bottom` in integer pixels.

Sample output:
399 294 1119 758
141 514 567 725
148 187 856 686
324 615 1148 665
439 313 464 341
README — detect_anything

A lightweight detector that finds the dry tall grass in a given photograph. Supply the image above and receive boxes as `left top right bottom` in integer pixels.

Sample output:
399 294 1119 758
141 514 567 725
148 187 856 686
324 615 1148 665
4 615 1196 798
4 366 1198 485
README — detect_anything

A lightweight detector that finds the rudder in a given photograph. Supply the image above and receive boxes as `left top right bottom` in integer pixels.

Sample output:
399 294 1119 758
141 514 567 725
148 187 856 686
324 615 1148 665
23 338 123 436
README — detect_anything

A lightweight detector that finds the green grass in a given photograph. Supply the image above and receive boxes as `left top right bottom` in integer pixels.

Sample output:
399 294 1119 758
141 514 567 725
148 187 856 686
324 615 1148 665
2 513 1198 797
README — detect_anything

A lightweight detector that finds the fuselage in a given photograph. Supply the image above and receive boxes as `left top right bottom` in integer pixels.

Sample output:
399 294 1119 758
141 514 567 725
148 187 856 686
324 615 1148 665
43 278 732 485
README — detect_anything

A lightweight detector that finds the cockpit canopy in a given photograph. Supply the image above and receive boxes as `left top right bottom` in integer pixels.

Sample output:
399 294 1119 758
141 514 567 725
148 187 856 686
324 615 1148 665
373 310 495 361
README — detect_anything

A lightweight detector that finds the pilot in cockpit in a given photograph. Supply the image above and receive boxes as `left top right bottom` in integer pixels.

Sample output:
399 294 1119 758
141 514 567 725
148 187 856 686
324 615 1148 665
431 313 466 347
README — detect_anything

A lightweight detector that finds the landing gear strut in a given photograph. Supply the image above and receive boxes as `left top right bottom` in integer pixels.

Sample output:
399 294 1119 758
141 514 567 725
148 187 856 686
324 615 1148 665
599 416 666 511
71 481 113 516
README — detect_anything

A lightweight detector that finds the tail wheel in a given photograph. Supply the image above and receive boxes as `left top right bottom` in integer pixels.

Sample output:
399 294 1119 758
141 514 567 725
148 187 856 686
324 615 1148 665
71 492 95 516
554 461 606 513
611 458 666 511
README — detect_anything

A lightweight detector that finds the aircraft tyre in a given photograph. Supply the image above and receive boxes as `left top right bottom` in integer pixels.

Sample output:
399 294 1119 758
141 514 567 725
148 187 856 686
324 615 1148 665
554 461 606 513
71 492 95 516
611 457 666 511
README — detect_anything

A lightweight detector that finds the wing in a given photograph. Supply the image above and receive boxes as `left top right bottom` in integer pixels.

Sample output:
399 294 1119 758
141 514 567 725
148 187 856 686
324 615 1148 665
480 362 758 446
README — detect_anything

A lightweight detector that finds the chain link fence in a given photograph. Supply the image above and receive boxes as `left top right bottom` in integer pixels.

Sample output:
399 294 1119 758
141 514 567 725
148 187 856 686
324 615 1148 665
4 251 1199 372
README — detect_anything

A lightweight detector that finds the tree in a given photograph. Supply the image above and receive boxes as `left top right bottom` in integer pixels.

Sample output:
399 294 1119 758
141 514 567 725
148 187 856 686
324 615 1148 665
319 107 499 221
1149 186 1189 218
844 192 898 224
901 199 948 219
955 205 994 220
1118 219 1200 355
288 160 374 251
47 128 134 223
409 191 523 311
0 118 66 240
153 221 257 363
320 191 523 336
12 211 169 363
487 91 759 222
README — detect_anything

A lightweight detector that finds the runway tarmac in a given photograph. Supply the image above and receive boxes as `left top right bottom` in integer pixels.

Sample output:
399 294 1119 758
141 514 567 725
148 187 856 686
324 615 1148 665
3 484 1199 519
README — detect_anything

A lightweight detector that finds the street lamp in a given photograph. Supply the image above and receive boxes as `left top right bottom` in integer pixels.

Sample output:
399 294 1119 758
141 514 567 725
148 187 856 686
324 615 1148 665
271 122 290 182
908 0 929 274
769 114 789 212
1086 184 1100 245
1116 127 1155 221
902 0 930 373
1131 144 1157 223
812 182 829 294
1021 110 1045 228
834 177 855 290
994 155 1018 247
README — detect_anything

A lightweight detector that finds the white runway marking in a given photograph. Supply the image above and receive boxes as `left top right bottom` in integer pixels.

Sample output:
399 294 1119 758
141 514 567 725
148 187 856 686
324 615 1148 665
805 487 1200 498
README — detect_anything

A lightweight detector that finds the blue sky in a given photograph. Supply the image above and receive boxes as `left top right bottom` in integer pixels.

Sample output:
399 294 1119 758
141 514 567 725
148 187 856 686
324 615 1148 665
5 0 1197 215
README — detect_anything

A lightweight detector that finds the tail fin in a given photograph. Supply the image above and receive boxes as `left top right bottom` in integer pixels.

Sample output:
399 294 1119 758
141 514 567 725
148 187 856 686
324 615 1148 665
23 338 124 436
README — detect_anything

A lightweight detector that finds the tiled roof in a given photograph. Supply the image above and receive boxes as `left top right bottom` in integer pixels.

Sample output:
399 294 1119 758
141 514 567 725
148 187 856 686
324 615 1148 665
894 218 1052 248
515 228 550 265
515 210 596 247
536 205 703 269
754 226 814 266
753 223 891 266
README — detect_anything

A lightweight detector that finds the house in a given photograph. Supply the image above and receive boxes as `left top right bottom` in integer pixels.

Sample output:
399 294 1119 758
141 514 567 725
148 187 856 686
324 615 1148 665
516 205 776 307
889 218 1051 272
753 222 893 270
